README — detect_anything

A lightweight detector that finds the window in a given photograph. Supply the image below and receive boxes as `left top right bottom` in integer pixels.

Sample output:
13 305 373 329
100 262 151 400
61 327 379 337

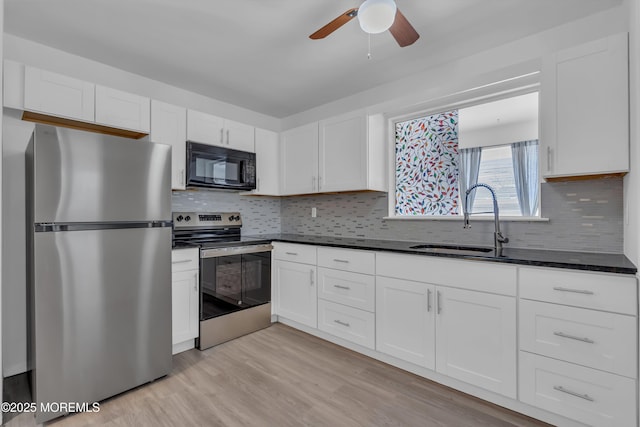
392 92 540 218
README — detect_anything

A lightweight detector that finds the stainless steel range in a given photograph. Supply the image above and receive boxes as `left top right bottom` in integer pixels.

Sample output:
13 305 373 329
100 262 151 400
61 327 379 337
173 212 272 349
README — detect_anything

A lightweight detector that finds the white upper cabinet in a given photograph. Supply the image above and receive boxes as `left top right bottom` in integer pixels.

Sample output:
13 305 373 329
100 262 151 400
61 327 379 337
150 100 187 190
95 85 150 133
187 109 255 152
541 33 629 179
319 111 367 192
24 66 95 122
253 128 280 195
280 111 387 196
280 122 319 195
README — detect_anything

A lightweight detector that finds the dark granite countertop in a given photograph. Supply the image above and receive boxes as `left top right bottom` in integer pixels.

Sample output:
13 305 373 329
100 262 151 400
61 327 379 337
244 234 637 275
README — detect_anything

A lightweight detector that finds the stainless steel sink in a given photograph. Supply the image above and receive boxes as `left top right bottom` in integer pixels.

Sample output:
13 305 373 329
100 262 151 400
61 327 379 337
408 244 494 256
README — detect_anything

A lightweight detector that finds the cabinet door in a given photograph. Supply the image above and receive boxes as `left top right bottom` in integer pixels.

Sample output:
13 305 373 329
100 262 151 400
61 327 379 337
95 85 150 132
24 66 95 122
171 270 199 346
187 109 224 146
151 100 187 190
541 33 629 178
435 287 516 398
376 277 435 369
224 119 255 152
280 122 319 195
273 260 317 328
319 111 367 192
254 128 280 195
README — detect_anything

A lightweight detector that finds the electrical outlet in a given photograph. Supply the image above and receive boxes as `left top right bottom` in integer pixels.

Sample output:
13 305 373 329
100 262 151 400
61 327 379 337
311 207 317 218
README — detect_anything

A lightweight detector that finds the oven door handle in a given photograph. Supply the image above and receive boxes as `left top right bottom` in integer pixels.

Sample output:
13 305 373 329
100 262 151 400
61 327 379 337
200 244 273 258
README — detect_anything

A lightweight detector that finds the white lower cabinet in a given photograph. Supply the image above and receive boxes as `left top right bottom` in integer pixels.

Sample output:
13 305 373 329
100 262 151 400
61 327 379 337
318 299 374 349
519 352 636 427
435 286 516 398
273 260 317 328
376 276 435 369
171 248 199 354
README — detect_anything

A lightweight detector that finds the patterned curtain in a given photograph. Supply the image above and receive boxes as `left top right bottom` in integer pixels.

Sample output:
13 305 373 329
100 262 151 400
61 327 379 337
511 140 539 216
458 147 482 214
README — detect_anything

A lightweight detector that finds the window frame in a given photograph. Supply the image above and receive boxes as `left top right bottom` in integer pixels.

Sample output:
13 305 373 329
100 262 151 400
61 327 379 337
385 79 544 221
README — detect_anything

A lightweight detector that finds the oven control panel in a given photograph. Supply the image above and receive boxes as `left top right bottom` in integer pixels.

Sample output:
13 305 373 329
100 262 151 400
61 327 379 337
173 211 242 229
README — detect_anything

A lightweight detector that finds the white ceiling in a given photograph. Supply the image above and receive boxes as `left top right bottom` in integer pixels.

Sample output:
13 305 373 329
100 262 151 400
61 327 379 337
5 0 622 118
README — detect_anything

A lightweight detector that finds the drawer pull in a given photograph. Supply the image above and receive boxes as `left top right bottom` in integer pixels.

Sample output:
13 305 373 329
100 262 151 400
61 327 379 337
437 290 442 314
333 259 350 263
334 319 350 327
172 259 193 264
285 252 298 256
553 386 595 402
333 285 351 290
427 289 432 312
552 286 594 295
553 331 595 344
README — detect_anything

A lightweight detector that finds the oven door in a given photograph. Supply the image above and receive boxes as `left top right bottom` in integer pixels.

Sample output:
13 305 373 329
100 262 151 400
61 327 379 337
186 142 256 190
200 244 272 320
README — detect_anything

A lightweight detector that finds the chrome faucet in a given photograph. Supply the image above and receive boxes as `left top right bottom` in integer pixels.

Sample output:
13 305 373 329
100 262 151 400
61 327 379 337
463 183 509 252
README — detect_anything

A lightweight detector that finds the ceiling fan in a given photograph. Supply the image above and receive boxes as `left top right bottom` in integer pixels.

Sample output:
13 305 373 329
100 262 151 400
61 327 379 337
309 0 419 47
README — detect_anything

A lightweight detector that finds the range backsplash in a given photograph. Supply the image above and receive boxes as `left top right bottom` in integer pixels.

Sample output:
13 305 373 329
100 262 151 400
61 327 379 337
280 178 624 254
172 190 282 235
172 178 623 253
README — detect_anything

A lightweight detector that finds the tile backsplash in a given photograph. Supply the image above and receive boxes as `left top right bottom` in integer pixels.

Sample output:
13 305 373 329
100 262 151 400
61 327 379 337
172 190 281 235
173 178 624 253
280 178 624 253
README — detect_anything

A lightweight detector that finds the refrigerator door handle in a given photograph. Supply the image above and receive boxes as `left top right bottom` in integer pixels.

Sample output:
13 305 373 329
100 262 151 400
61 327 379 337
35 221 173 232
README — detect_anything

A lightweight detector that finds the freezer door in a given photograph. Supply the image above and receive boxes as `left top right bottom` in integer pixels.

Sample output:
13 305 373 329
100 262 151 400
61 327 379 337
32 125 171 223
32 227 171 423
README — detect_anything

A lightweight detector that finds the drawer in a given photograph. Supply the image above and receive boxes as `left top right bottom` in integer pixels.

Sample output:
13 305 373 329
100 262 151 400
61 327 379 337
318 267 375 312
519 352 637 427
272 242 317 265
317 247 375 274
376 252 516 296
318 300 375 349
171 248 199 272
519 267 637 315
520 300 637 378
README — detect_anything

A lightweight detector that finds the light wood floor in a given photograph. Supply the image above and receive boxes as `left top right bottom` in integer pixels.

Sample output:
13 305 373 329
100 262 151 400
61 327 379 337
4 323 550 426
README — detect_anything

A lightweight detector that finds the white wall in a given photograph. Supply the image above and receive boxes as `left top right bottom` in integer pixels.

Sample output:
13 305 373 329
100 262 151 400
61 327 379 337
3 34 281 132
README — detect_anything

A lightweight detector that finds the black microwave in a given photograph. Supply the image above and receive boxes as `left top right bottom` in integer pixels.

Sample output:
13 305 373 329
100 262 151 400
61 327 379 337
186 142 257 191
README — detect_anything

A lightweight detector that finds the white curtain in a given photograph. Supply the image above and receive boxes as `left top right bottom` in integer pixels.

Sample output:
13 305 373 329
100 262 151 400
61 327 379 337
511 140 539 216
458 147 482 213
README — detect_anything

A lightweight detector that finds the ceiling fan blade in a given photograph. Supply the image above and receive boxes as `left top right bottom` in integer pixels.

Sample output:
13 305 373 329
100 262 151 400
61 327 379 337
389 8 420 47
309 8 358 40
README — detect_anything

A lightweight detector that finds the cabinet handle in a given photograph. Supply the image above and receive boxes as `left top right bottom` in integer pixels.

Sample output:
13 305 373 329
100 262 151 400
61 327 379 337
333 284 351 290
318 176 323 190
285 252 298 256
553 386 594 402
333 259 349 263
334 319 350 327
310 270 314 286
180 168 185 186
256 178 260 192
226 129 230 145
546 146 552 172
437 290 442 314
553 331 595 344
552 286 594 295
427 289 432 312
220 128 224 144
172 259 193 264
312 176 317 191
194 272 198 291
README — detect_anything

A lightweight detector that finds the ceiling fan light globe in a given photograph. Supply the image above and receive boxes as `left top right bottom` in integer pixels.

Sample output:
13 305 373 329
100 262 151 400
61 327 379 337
357 0 397 34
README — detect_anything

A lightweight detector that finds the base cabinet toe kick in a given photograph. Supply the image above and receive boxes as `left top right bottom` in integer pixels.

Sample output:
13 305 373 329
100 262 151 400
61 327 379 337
271 243 638 427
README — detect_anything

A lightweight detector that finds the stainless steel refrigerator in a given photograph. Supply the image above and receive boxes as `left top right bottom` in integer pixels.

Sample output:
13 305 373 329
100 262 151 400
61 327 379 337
26 125 172 423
